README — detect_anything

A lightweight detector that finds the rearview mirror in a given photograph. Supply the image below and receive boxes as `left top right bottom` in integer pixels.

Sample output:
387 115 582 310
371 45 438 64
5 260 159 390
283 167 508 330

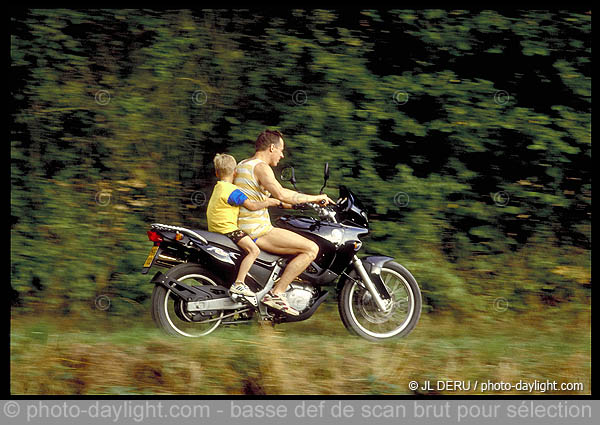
280 165 298 191
320 162 329 194
281 165 295 182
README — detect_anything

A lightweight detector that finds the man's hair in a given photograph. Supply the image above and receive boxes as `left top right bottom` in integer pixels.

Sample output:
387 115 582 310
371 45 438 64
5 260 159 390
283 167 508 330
255 129 284 152
213 153 237 178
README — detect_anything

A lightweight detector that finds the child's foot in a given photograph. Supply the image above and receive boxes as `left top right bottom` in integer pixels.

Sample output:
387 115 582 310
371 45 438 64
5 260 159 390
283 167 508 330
229 281 255 297
261 291 300 316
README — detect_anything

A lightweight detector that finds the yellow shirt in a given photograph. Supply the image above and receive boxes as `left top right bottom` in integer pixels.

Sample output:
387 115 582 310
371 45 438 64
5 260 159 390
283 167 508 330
206 181 248 234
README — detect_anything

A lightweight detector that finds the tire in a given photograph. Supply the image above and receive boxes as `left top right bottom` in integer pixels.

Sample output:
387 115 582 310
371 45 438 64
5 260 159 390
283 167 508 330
338 261 422 342
151 263 225 337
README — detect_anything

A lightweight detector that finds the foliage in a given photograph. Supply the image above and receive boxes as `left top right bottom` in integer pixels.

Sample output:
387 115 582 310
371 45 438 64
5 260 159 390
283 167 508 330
11 10 591 315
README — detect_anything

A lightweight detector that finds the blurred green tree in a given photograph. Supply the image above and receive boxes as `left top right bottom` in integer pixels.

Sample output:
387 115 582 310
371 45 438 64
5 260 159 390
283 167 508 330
11 9 590 315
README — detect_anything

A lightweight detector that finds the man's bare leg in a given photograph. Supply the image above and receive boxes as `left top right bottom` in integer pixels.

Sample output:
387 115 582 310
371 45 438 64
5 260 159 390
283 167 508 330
254 228 319 295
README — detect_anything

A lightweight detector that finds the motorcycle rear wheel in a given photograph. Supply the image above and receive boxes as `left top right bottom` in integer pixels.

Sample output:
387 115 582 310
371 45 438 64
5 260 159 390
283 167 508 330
338 261 421 342
151 263 225 337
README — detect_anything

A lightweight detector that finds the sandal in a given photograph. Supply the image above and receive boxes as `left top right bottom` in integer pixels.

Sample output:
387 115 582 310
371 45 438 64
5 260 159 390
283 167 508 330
261 291 300 316
229 281 255 297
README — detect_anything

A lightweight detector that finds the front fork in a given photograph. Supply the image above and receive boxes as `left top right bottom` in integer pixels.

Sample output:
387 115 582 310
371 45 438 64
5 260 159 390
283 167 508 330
351 256 391 311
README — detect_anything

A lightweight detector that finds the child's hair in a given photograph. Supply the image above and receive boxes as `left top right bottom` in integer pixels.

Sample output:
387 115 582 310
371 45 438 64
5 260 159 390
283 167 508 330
213 153 237 178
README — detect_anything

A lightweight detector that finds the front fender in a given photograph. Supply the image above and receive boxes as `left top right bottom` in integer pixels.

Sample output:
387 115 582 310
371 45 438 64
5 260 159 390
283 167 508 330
362 256 394 275
337 255 394 298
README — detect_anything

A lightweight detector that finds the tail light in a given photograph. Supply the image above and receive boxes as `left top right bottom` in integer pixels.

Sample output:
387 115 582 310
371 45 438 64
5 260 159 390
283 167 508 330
147 230 163 243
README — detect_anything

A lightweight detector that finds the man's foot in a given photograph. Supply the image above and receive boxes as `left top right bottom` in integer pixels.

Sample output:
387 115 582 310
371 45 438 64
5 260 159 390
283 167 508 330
261 291 300 316
229 281 255 297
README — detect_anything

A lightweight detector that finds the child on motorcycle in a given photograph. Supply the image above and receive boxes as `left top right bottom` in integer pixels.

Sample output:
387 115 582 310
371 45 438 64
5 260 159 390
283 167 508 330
207 153 286 299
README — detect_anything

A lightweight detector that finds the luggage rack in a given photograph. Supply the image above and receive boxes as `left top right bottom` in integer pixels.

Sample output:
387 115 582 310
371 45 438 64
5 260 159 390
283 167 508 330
150 223 208 245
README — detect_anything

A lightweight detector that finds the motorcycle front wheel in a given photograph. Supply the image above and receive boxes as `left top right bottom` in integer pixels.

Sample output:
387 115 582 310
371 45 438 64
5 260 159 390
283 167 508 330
151 263 225 337
338 261 422 342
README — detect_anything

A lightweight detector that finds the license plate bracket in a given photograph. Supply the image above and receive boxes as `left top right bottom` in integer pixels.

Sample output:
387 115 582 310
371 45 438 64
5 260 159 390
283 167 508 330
141 245 160 274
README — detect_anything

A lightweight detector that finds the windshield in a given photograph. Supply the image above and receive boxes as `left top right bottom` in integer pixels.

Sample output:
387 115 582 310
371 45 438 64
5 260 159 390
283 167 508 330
338 186 368 228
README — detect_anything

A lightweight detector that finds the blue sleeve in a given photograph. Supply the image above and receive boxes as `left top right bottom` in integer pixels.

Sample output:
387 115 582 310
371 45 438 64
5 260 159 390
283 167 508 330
227 189 248 206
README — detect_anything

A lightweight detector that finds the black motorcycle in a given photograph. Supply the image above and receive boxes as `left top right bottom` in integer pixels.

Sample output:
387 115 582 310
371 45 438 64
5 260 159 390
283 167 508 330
141 164 421 342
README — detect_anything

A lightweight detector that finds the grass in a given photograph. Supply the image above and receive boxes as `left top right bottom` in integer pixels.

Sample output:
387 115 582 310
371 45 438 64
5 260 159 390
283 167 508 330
10 300 591 395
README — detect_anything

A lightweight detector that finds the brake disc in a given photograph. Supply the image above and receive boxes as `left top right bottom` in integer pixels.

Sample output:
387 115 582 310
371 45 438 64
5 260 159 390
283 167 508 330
356 289 394 324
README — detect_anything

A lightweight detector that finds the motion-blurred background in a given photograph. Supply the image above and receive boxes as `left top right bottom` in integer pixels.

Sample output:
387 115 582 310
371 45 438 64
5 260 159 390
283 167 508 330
10 9 590 395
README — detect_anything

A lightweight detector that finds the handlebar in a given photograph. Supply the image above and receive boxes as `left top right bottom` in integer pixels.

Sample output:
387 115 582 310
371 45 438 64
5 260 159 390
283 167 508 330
293 202 326 210
293 201 337 218
293 199 332 209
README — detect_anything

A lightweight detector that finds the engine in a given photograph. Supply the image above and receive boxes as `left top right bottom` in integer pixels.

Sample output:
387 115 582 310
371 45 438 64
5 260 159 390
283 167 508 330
285 282 318 312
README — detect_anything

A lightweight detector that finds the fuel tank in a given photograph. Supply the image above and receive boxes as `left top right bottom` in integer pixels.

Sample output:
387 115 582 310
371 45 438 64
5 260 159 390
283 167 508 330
275 215 344 244
275 215 368 274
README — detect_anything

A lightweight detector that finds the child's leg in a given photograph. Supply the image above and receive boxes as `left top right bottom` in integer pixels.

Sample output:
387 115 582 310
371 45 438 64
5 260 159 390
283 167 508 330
235 236 260 284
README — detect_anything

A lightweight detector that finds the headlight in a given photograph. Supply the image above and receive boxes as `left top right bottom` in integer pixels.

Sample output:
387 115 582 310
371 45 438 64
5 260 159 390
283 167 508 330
331 229 344 244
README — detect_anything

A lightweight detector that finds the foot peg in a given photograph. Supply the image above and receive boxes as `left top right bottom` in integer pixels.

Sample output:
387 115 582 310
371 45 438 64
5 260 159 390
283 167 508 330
230 293 258 307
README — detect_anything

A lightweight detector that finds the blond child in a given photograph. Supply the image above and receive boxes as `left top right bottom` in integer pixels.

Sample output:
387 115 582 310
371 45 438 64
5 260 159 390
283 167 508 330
206 154 284 297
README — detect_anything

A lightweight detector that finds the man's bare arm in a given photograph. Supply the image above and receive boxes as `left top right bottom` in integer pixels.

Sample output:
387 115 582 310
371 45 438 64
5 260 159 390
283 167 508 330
242 197 279 211
254 162 333 205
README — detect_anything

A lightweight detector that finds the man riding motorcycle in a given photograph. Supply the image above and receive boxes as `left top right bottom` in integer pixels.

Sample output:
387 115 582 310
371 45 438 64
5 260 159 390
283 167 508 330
234 129 334 314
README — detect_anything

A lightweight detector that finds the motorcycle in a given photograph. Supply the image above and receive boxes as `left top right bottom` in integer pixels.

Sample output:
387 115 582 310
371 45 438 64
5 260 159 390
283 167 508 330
141 163 421 342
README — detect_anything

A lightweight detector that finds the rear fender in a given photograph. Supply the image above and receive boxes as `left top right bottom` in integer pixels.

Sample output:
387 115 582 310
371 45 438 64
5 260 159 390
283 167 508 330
150 271 201 301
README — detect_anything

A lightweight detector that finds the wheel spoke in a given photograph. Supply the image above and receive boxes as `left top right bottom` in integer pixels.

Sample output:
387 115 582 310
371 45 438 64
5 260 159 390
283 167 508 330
346 267 418 339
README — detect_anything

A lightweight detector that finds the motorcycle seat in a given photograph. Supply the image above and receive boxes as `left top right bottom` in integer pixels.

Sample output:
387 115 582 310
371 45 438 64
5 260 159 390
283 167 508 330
189 229 282 263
